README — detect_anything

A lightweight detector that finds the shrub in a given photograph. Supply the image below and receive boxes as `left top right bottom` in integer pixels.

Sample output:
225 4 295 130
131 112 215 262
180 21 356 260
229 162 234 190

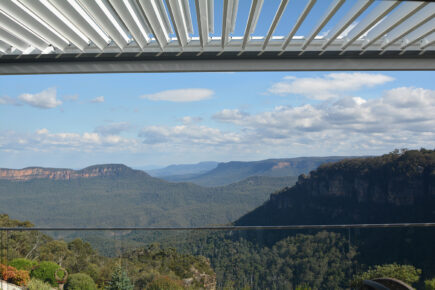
30 261 65 287
147 275 184 290
105 265 133 290
65 273 97 290
9 258 37 271
0 263 30 286
351 264 421 288
27 278 53 290
425 278 435 290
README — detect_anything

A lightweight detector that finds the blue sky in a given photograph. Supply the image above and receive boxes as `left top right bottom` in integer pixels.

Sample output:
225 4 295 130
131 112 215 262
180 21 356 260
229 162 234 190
1 70 434 169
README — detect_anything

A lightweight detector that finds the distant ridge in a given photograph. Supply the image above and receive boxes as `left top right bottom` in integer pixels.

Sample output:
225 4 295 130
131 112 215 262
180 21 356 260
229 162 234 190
0 164 145 181
146 161 218 177
165 156 355 186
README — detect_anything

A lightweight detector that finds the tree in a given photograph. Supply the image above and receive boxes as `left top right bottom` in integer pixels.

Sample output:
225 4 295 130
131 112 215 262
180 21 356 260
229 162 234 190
105 264 133 290
65 273 97 290
351 264 421 288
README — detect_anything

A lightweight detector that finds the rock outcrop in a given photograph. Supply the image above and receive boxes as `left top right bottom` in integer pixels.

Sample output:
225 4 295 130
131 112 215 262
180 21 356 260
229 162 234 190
0 164 144 181
237 149 435 226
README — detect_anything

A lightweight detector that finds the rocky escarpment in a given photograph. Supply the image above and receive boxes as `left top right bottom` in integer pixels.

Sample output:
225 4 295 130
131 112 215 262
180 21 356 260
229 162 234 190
0 164 145 181
237 149 435 226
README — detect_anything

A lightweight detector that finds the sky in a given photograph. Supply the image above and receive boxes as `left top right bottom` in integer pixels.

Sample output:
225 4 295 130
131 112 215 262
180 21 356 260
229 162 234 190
0 0 434 169
1 70 434 169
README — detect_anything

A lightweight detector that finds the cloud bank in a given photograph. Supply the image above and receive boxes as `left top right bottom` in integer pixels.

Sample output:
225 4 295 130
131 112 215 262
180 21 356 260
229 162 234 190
268 73 394 100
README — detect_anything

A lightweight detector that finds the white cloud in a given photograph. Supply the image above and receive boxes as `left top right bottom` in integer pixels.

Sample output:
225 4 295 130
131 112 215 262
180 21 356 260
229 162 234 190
139 125 241 145
91 96 105 103
268 73 394 100
0 128 137 153
211 86 435 153
180 116 203 124
140 88 214 102
18 88 62 108
0 96 18 105
94 122 131 136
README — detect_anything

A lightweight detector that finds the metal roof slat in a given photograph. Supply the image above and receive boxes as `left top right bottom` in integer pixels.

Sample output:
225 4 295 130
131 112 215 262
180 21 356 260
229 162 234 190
362 1 427 50
195 0 210 48
261 0 289 52
241 0 263 50
181 0 194 34
421 33 435 50
0 26 30 51
77 0 129 50
48 0 108 51
321 0 373 51
281 0 316 52
381 4 435 51
0 11 47 51
301 0 345 51
108 0 150 50
401 19 435 50
138 0 171 50
0 1 68 51
222 0 240 49
207 0 214 34
18 0 89 51
0 39 10 53
155 0 173 35
341 0 400 51
166 0 191 48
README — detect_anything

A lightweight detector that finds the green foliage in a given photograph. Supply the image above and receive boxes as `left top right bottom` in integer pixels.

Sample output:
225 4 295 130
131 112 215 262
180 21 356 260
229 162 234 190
65 273 97 290
9 258 37 271
27 278 53 290
124 243 214 289
0 170 296 228
30 261 64 287
147 275 184 290
351 264 421 288
176 230 355 289
105 265 133 290
425 278 435 290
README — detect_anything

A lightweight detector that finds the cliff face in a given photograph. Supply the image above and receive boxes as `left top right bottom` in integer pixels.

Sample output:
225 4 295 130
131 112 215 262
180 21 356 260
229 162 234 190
0 164 144 181
237 149 435 225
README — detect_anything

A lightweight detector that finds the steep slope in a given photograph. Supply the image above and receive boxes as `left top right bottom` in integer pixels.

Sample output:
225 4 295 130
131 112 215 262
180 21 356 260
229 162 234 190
177 156 352 186
236 149 435 226
0 164 296 227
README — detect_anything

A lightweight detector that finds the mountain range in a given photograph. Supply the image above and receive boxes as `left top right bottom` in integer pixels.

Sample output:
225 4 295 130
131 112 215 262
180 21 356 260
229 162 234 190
0 164 297 227
150 156 351 186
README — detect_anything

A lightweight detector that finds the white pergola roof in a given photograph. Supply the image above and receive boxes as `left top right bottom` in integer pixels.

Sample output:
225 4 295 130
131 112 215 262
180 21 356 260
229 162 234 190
0 0 434 74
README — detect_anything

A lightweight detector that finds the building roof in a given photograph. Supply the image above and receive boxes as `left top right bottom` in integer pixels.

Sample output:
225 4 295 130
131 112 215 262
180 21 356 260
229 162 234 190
0 0 434 74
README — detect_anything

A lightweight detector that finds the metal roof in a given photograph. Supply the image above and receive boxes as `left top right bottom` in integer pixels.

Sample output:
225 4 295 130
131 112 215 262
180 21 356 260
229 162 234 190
0 0 434 74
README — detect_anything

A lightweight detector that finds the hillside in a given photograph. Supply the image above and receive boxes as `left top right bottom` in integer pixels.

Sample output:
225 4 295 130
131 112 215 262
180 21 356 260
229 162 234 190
146 161 218 178
0 164 296 227
162 156 351 186
236 149 435 226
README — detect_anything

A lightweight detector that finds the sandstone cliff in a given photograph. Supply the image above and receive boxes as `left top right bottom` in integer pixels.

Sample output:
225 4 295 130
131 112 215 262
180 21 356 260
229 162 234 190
0 164 145 181
237 149 435 226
